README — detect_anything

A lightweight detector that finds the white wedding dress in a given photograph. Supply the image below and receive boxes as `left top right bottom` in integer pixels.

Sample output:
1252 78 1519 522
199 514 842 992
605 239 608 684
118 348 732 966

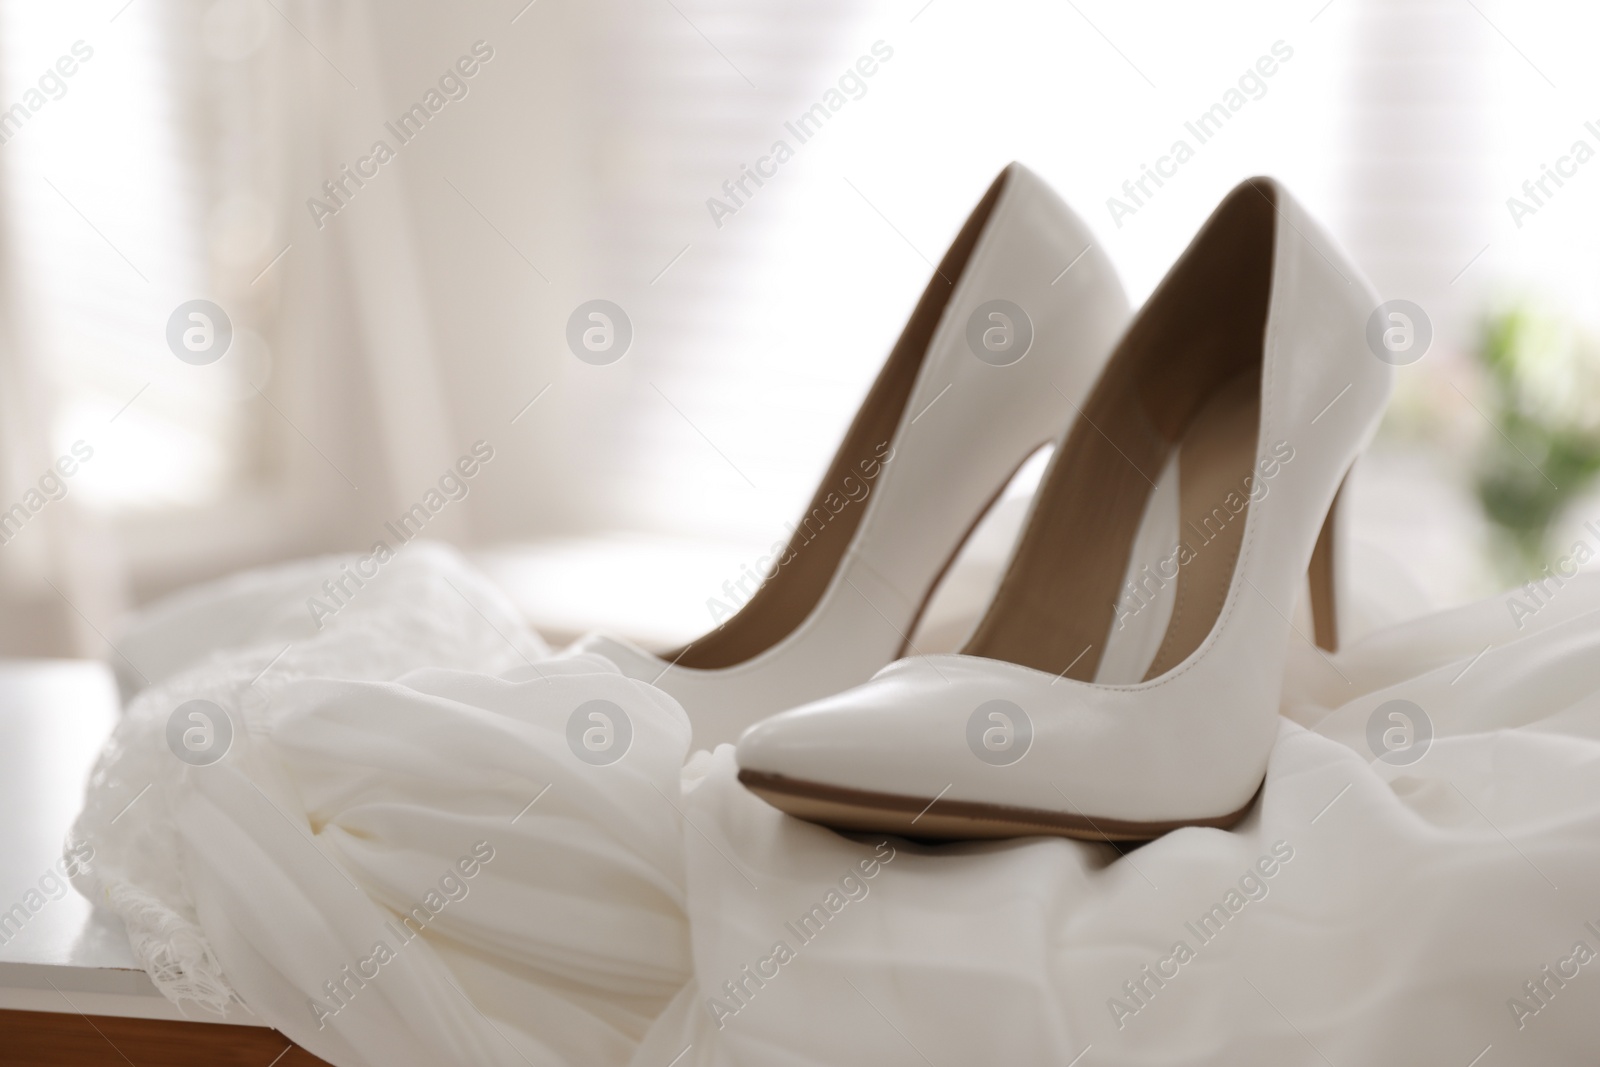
69 541 1600 1065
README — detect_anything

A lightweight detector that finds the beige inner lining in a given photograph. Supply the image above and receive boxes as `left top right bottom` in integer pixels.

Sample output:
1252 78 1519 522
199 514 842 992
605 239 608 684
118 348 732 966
666 168 1014 669
962 179 1279 680
1141 372 1259 679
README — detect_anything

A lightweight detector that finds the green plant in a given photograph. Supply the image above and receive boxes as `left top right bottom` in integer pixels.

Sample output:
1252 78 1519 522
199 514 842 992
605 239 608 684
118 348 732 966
1472 304 1600 580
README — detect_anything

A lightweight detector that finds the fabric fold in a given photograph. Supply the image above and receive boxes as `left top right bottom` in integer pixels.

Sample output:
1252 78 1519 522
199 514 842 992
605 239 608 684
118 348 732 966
69 547 1600 1065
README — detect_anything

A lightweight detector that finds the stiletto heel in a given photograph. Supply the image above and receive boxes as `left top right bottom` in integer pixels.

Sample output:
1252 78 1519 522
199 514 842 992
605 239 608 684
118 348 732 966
574 164 1129 748
738 177 1393 840
1308 474 1347 653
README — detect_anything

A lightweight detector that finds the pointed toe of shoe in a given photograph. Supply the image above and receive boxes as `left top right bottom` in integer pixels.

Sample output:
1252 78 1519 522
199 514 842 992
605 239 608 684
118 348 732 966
735 688 938 836
734 652 1274 841
735 685 904 786
734 657 1007 836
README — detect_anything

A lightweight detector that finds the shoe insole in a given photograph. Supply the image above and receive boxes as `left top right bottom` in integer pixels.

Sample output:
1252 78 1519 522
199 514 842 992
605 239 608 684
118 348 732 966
959 181 1275 681
1140 371 1260 679
963 368 1260 684
1094 450 1180 684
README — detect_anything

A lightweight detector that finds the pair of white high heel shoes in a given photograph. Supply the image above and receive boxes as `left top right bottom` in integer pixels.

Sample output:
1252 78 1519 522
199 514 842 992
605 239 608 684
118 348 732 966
576 163 1392 842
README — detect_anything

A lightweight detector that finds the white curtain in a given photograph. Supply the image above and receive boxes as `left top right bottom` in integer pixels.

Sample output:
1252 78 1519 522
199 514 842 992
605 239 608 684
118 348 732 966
0 0 476 656
5 0 1595 659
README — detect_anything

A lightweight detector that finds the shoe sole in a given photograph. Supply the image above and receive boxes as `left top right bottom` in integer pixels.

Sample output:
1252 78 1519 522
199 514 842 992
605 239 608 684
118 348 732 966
738 769 1262 842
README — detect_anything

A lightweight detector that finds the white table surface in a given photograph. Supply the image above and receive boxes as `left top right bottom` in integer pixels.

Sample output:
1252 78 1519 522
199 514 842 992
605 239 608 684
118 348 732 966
0 659 259 1024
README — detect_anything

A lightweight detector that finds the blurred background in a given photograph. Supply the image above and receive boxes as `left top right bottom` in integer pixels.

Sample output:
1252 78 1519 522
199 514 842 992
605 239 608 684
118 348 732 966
1 0 1598 658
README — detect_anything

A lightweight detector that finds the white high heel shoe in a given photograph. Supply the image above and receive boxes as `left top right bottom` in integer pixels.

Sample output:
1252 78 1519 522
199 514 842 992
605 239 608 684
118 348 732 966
737 177 1392 839
573 164 1129 748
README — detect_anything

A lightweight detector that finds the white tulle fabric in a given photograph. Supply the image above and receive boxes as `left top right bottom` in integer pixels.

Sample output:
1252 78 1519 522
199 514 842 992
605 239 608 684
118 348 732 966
70 543 1600 1065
